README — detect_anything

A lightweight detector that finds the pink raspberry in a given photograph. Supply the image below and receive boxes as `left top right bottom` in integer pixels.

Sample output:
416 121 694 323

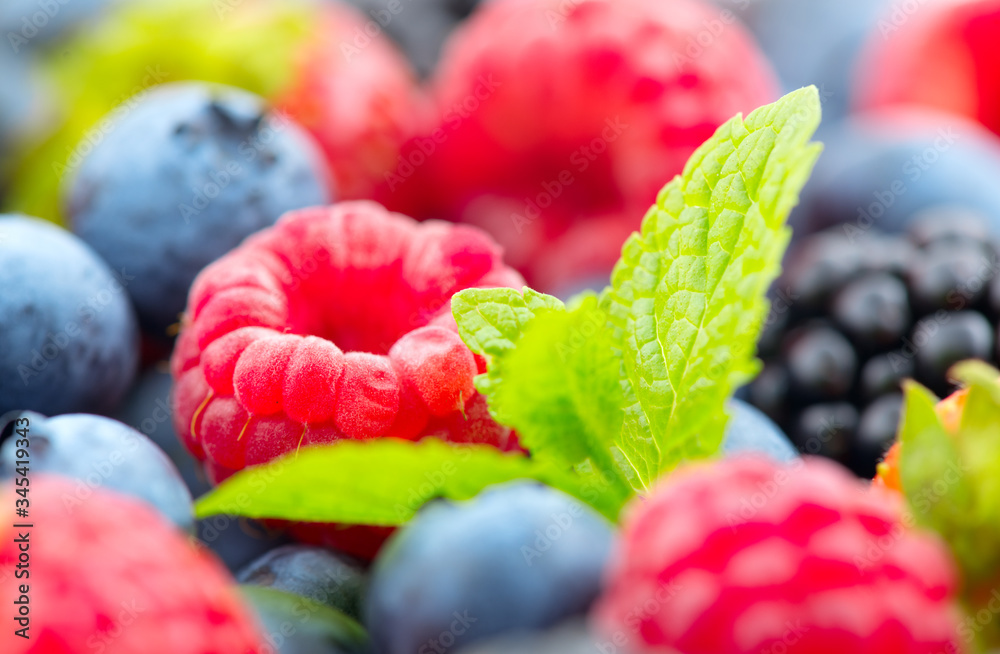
593 457 963 654
170 201 523 557
0 476 263 654
387 0 778 290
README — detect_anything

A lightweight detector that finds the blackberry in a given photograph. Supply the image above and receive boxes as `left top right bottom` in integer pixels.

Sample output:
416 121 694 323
748 207 1000 476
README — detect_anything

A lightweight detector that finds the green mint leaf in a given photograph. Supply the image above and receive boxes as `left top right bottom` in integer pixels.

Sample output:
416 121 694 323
481 294 637 498
452 287 564 358
194 438 624 525
601 86 823 482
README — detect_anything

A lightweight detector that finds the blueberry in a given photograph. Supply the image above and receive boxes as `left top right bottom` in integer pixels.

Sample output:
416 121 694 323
860 351 913 401
784 325 857 401
733 0 885 120
793 403 858 463
722 399 798 463
0 0 115 50
791 110 1000 240
365 482 614 654
238 545 367 621
831 273 910 348
456 620 620 654
854 393 902 478
242 586 369 654
65 82 332 337
912 311 994 395
112 366 210 497
198 516 292 575
0 215 139 416
0 411 192 530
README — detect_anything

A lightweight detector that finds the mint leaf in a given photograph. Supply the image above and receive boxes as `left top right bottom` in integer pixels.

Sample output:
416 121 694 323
452 287 563 358
482 294 636 495
195 439 624 524
601 86 823 481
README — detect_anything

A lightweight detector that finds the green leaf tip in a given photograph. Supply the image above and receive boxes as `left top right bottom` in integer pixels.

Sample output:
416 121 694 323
601 86 823 482
195 438 626 526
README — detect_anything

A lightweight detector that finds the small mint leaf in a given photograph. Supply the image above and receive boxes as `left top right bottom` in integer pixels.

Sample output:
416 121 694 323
194 439 624 525
452 287 563 358
481 294 636 499
601 86 823 482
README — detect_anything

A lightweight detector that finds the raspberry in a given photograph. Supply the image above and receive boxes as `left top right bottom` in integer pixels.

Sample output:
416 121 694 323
0 476 263 654
593 457 962 654
170 201 523 556
390 0 778 290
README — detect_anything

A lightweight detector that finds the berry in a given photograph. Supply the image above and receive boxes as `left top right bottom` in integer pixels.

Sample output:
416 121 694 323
171 201 523 557
749 217 1000 477
365 482 614 654
114 366 211 497
791 110 1000 239
0 215 139 416
592 457 962 654
855 0 1000 140
66 82 332 337
721 399 798 463
730 0 886 120
391 0 778 290
6 0 422 225
457 619 613 654
241 586 369 654
238 545 367 621
341 0 485 77
0 411 193 530
0 476 264 653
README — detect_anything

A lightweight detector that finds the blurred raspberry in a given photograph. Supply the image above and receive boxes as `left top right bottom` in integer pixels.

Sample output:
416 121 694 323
594 456 962 654
0 476 263 654
383 0 778 290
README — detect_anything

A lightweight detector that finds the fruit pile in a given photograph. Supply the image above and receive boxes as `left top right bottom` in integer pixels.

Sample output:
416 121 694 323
748 209 1000 477
6 1 1000 653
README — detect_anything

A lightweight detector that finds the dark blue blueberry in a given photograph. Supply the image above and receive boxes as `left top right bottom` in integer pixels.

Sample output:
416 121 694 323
66 82 332 337
0 411 192 530
242 586 369 654
198 515 293 574
722 399 798 463
0 215 139 416
791 111 1000 240
112 365 210 497
238 545 367 621
732 0 886 120
365 482 615 654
